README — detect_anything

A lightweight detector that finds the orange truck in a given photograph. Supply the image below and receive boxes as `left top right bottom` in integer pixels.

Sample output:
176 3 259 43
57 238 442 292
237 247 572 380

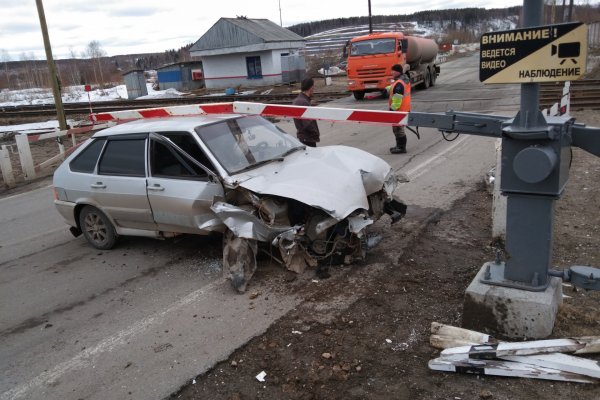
345 32 440 100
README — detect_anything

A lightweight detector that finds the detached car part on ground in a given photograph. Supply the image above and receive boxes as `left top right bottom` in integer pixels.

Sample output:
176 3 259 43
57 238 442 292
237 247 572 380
53 115 406 292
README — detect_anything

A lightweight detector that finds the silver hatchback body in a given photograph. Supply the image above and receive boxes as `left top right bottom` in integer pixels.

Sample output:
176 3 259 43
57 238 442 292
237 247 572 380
53 114 406 291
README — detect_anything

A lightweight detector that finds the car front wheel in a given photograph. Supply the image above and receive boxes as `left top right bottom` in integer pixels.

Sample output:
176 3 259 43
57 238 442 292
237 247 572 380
79 205 118 250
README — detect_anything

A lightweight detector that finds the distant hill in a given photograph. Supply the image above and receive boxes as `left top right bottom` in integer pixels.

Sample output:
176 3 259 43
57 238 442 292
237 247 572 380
287 7 522 38
289 4 600 60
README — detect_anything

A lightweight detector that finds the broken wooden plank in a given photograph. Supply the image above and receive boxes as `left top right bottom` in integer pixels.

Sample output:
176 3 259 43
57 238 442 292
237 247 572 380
501 353 600 379
430 323 600 353
430 322 498 348
572 337 600 355
430 334 486 350
441 337 600 359
429 357 597 383
430 322 498 345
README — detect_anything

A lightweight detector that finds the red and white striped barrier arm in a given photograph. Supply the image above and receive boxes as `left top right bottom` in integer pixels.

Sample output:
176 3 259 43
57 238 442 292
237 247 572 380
89 101 408 126
89 103 234 122
25 122 116 142
233 102 408 126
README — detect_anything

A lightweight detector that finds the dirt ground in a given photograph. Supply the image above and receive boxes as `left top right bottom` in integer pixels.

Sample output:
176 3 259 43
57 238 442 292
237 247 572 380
170 110 600 400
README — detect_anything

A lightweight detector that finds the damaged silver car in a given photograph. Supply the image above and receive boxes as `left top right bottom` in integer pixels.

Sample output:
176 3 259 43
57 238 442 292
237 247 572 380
53 115 406 292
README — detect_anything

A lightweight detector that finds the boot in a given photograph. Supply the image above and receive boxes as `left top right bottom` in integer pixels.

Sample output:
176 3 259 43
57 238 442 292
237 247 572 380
389 136 407 154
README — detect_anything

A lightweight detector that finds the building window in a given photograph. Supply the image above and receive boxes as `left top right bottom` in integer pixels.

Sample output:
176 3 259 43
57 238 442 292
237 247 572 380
246 56 262 79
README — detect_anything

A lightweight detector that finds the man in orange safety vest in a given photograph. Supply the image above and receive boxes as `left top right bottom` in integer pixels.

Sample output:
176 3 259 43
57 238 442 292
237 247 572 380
386 63 411 154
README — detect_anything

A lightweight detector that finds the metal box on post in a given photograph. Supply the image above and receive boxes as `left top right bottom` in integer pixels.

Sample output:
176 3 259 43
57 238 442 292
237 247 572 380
122 70 148 100
500 120 572 197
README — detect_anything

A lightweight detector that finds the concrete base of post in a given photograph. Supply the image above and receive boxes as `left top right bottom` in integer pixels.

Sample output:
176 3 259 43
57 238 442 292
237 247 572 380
462 263 563 339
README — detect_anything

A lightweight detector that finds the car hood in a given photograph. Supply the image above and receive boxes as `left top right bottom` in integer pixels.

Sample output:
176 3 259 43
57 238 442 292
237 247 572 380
228 145 392 219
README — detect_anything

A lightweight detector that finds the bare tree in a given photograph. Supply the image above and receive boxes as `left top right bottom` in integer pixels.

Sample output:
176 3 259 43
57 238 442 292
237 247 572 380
85 40 106 86
19 52 35 88
1 49 11 89
68 47 82 86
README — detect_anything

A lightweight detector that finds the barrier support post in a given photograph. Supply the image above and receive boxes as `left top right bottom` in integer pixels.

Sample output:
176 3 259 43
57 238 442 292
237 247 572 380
57 136 65 158
15 134 36 181
0 145 16 188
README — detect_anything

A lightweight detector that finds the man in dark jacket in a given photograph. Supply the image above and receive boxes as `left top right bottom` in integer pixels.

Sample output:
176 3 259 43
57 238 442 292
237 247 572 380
293 77 320 147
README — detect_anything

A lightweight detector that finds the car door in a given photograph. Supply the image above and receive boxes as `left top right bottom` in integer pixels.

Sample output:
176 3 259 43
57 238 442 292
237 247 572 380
146 132 225 234
89 133 157 230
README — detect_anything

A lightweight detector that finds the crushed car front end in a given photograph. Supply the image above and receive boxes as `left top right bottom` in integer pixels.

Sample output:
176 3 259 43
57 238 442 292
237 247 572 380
205 141 406 292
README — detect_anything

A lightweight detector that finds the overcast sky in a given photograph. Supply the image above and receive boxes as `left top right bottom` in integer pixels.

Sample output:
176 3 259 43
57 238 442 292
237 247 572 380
1 0 526 61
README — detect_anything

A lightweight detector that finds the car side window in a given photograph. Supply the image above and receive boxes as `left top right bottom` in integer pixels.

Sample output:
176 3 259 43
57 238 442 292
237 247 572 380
157 131 215 173
70 138 106 173
98 138 146 177
150 139 207 180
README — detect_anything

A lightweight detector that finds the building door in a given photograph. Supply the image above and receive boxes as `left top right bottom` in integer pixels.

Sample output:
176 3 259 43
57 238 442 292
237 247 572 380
246 56 262 79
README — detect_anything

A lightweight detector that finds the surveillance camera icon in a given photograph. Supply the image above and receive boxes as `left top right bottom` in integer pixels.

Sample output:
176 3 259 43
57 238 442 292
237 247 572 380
551 42 580 65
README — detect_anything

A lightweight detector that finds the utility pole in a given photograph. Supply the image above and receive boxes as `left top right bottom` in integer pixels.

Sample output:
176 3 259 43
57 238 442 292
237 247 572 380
279 0 282 27
35 0 67 131
568 0 574 22
368 0 373 34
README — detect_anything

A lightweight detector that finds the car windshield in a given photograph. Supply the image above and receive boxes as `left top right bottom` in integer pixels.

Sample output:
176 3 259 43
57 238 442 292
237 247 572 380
350 38 396 56
195 116 303 175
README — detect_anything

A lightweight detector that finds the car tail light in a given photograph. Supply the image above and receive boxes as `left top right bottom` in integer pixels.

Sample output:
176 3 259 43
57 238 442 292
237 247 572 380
53 187 67 201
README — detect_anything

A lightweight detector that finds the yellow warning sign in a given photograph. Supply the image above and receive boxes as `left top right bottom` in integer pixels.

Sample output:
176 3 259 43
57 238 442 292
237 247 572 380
480 22 588 84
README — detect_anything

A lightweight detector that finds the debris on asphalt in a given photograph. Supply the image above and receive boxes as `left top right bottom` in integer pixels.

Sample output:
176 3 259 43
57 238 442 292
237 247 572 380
255 371 267 382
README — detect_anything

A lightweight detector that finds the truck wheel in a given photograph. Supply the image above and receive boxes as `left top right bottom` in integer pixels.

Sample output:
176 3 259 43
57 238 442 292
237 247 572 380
423 70 431 89
353 91 365 101
430 69 436 87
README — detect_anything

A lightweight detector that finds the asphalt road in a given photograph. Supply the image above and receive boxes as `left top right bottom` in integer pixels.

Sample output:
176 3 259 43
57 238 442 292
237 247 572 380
0 53 522 400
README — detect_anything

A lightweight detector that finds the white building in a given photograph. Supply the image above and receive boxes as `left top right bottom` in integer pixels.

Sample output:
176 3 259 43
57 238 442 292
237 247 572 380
189 17 306 89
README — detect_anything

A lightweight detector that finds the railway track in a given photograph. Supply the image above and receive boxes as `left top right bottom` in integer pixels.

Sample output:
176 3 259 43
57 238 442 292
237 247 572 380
539 79 600 110
0 92 348 119
2 79 599 121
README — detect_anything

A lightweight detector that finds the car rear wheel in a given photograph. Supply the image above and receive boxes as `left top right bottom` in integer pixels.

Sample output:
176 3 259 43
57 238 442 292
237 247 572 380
79 205 118 250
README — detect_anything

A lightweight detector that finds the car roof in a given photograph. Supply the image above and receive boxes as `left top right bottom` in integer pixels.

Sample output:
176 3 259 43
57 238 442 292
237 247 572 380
92 114 242 137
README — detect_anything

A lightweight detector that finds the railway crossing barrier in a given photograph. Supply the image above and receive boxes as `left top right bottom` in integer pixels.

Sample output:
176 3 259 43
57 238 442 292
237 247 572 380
0 122 115 187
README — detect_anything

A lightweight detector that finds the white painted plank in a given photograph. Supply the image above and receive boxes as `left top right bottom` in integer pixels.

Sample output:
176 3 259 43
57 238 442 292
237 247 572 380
501 353 600 379
429 357 597 383
441 337 600 359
